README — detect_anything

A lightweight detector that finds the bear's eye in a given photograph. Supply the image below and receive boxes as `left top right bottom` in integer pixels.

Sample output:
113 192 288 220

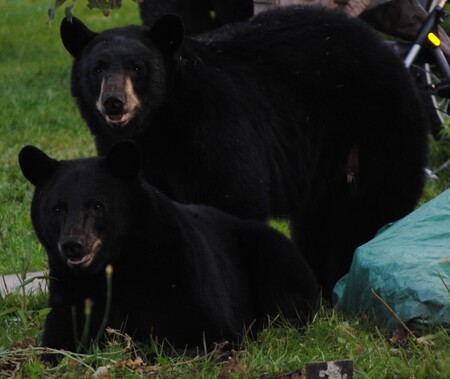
93 64 105 75
131 63 144 74
92 201 105 212
52 202 67 214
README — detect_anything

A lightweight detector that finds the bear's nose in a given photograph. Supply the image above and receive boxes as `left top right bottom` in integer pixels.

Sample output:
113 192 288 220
59 239 84 258
103 97 125 115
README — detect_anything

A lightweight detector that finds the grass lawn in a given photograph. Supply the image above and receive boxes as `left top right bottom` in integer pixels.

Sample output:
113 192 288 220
0 0 140 275
1 0 450 377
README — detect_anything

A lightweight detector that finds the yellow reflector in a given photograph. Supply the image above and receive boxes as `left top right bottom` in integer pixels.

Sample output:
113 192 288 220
428 32 441 47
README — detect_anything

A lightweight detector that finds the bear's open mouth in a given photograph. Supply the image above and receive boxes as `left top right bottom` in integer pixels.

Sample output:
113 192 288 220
64 238 102 269
67 253 94 266
105 112 133 127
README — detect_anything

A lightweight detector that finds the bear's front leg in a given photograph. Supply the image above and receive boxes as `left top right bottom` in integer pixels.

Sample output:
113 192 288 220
41 305 78 354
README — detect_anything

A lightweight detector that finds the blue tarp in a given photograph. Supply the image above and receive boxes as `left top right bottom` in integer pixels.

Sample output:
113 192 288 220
334 188 450 330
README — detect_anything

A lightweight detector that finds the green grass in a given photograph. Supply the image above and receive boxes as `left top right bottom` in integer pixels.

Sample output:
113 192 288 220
2 0 450 275
1 293 449 378
1 0 450 377
0 0 141 275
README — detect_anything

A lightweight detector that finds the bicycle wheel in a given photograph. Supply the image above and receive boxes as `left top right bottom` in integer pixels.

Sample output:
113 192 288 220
424 63 450 127
419 0 450 135
409 62 450 139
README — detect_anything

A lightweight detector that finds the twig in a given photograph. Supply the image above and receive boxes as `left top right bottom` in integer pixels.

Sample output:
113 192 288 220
94 264 113 346
371 288 416 340
77 299 93 353
43 347 96 373
1 275 11 297
1 347 93 369
437 271 450 295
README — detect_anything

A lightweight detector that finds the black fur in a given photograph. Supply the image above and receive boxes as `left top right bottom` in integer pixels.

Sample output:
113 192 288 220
138 0 253 35
19 141 319 352
60 6 429 298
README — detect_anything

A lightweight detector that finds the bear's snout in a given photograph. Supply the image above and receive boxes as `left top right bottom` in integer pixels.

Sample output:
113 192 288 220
95 75 141 127
58 238 95 268
59 238 84 256
104 97 125 116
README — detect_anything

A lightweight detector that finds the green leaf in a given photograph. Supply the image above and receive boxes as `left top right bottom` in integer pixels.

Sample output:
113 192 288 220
47 7 56 22
38 307 52 318
0 307 19 318
47 0 75 25
87 0 111 16
65 4 75 22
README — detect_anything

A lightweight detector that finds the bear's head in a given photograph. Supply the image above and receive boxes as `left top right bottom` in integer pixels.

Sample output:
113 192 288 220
60 15 184 137
19 141 141 274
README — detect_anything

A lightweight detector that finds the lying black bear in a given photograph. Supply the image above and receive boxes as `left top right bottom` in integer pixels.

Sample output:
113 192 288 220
19 141 319 352
60 6 429 298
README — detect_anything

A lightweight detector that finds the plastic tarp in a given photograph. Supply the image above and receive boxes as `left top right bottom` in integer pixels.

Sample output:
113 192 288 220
333 188 450 330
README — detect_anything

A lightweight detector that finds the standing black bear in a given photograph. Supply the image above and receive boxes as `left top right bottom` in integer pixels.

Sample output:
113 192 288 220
138 0 253 35
60 6 429 299
19 141 319 352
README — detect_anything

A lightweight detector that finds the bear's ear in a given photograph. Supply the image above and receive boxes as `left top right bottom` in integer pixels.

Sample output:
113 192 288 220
60 16 98 58
148 14 184 55
18 146 59 187
105 140 141 179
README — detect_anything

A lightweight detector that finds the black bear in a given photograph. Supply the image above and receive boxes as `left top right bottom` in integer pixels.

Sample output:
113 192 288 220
19 141 319 352
139 0 253 35
60 6 429 299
